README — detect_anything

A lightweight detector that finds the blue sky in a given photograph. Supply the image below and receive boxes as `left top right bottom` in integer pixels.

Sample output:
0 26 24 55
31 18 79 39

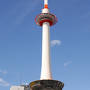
0 0 90 90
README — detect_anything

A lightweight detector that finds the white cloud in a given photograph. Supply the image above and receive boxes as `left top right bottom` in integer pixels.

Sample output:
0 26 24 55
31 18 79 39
0 78 10 87
51 40 61 47
0 70 7 74
64 61 72 67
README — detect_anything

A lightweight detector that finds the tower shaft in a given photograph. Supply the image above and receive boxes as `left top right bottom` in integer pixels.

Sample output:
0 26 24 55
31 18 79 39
41 22 52 80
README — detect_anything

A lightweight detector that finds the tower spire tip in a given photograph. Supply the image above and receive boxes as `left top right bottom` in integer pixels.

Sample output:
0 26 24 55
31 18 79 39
44 0 48 8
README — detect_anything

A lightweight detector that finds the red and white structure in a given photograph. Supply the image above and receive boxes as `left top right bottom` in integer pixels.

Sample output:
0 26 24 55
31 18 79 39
30 1 64 90
35 0 57 80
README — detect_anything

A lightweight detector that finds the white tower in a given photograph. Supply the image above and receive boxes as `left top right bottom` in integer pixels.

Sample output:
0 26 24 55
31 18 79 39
30 0 64 90
35 0 57 80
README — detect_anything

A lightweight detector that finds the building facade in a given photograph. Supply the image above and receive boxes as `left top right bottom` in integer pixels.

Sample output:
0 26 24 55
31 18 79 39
10 85 29 90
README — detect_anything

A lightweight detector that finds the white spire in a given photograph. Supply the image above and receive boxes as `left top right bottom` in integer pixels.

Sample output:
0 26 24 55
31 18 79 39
44 0 48 5
44 0 48 8
42 0 49 13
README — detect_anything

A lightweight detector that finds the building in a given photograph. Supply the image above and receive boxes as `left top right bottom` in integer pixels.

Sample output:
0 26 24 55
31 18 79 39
10 85 29 90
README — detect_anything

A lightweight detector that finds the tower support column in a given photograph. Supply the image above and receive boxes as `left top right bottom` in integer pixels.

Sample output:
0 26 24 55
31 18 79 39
41 22 52 80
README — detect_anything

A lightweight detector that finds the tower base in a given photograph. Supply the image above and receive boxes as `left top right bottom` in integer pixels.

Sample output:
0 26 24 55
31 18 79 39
30 80 64 90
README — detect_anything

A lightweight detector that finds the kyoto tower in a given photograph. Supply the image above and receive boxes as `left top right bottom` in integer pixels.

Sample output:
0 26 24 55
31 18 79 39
30 0 64 90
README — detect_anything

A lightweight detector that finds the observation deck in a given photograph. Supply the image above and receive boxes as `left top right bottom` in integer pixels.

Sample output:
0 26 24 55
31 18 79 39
35 13 57 26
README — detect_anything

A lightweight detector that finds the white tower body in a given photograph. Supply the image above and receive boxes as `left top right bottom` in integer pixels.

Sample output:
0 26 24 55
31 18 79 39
40 22 52 80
